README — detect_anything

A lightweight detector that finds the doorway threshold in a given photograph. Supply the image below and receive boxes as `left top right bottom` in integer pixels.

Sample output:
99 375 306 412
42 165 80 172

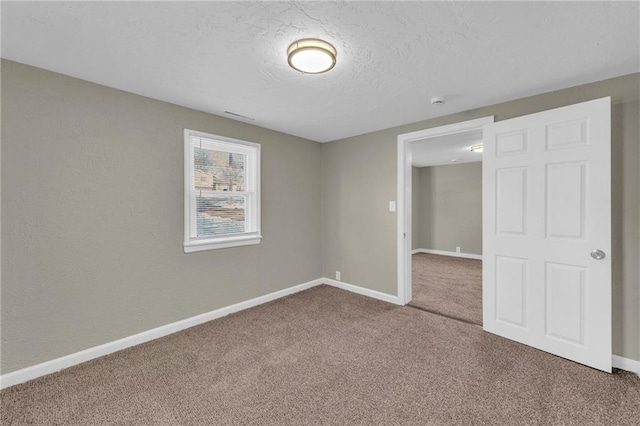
406 304 482 327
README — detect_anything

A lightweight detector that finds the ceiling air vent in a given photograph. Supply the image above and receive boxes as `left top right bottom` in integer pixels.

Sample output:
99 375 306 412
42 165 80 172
224 111 255 121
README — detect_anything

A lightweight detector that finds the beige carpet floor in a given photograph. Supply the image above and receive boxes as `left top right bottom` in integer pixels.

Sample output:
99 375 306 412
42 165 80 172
1 285 639 425
411 253 483 325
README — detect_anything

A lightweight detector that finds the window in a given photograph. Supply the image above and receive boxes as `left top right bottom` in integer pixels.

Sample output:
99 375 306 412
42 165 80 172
184 129 261 252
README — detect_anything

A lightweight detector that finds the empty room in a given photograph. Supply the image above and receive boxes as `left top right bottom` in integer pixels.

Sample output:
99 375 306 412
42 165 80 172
410 131 484 325
1 2 639 425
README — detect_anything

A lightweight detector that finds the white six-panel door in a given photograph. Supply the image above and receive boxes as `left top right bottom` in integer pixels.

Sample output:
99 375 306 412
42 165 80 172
483 97 611 372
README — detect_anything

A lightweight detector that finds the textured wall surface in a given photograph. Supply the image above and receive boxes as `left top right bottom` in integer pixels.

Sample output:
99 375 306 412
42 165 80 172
415 163 482 255
322 73 640 361
1 60 322 374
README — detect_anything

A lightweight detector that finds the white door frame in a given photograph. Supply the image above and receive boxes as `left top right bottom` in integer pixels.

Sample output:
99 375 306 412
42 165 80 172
396 116 495 305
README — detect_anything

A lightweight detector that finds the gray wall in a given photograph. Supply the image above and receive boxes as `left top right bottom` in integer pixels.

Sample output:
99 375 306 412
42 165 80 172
322 73 640 361
415 163 482 255
411 166 420 250
1 60 322 374
2 60 639 373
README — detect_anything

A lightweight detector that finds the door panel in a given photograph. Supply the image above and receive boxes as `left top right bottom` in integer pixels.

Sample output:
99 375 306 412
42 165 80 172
495 256 528 328
483 97 611 372
545 262 586 345
496 168 528 235
546 162 586 239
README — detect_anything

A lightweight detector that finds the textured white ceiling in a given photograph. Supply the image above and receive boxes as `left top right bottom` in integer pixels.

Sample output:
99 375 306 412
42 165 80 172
2 1 639 142
412 129 483 168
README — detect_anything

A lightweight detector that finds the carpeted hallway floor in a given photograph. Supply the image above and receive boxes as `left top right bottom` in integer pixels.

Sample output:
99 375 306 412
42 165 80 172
411 253 483 325
1 285 639 425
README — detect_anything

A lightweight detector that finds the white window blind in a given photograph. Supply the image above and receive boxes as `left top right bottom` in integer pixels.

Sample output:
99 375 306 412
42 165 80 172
184 129 261 252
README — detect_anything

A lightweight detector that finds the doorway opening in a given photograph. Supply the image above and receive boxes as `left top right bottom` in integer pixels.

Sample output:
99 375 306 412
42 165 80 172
396 117 494 325
398 98 612 372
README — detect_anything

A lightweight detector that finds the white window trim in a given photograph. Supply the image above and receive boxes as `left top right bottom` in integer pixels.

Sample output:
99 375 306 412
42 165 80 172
183 129 261 253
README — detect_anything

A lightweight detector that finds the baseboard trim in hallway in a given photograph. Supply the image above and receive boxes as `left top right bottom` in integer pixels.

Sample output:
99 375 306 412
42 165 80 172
412 248 483 260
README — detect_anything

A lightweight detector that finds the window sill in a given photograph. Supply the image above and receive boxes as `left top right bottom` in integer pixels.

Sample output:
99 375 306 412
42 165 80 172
184 235 262 253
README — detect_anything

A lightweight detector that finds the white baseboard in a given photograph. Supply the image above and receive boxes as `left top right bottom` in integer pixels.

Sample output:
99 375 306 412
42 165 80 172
0 278 324 390
323 277 402 305
3 277 634 389
613 355 640 375
412 248 483 260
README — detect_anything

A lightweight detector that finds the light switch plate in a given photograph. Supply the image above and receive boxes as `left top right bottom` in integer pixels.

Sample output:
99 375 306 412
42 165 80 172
389 201 396 212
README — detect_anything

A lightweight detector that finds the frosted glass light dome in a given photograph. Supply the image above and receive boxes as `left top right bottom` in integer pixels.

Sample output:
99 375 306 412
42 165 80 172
287 39 337 74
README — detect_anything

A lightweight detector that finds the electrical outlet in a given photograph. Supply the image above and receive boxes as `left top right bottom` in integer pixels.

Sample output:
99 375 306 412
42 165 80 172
456 246 461 253
336 271 341 281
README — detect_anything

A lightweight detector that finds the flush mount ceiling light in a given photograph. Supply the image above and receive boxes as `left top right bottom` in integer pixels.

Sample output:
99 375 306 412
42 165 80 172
287 38 337 74
470 143 483 153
